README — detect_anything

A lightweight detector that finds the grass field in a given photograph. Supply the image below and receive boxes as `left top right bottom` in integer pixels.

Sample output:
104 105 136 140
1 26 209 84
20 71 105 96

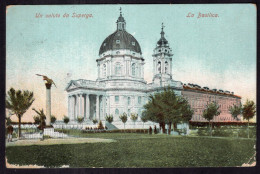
6 133 256 168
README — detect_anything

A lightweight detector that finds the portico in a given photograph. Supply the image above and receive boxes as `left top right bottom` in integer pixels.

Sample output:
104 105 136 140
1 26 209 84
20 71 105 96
68 92 106 122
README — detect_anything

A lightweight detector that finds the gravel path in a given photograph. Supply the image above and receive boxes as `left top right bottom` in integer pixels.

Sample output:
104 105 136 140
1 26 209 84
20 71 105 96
6 137 116 147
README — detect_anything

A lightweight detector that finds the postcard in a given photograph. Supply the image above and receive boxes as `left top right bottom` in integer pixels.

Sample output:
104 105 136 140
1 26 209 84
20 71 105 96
5 4 256 168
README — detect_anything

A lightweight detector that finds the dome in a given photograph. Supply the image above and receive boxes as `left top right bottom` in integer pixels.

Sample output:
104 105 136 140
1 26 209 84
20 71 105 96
99 8 142 55
99 30 142 55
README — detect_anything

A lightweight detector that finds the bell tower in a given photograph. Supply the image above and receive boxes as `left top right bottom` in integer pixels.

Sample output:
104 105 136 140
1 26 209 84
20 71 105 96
152 23 173 86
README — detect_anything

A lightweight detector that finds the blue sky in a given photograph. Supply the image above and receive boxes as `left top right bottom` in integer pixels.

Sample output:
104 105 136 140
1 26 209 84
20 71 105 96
6 4 256 121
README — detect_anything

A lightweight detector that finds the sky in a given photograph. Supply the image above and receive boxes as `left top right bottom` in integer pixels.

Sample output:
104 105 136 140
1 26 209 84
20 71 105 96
6 4 256 122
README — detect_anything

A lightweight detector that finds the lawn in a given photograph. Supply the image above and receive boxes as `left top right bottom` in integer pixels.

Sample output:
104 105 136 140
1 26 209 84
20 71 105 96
6 133 256 168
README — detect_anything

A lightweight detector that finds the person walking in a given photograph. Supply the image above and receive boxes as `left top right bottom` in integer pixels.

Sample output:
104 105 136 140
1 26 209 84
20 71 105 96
7 125 13 142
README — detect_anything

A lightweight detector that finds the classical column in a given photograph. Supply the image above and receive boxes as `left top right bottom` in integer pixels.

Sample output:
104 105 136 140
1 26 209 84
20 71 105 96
103 95 105 120
73 95 76 120
86 94 90 120
68 96 71 120
75 94 78 119
107 95 110 115
79 94 83 117
109 60 112 76
45 84 51 126
96 95 100 120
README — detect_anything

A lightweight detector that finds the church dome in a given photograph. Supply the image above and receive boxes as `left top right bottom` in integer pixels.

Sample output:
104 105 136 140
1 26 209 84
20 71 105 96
99 9 142 55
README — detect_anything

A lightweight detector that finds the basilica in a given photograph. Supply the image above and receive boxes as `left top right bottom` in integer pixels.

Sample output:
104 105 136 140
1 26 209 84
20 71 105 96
65 10 241 129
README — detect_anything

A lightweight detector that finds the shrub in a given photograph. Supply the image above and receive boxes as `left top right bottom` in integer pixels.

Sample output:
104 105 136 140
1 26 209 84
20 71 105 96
77 116 84 124
92 119 98 125
97 120 104 130
154 125 157 134
63 116 70 124
51 115 57 124
105 114 113 123
149 126 152 134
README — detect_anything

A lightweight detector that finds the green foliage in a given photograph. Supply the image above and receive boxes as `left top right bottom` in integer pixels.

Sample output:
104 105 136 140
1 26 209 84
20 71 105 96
130 113 138 122
5 88 35 138
229 104 242 120
202 102 221 122
33 108 46 129
119 112 128 124
105 114 113 123
143 87 193 128
92 119 98 124
63 116 70 124
242 100 256 121
5 116 12 126
77 116 84 124
51 115 57 124
141 112 148 123
97 120 104 129
6 134 255 167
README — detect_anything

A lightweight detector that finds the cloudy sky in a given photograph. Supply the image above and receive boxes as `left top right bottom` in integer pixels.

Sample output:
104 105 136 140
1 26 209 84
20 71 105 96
6 4 256 122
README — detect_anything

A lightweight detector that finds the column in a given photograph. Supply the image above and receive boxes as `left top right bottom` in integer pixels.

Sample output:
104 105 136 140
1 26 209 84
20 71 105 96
68 96 71 120
96 95 100 120
75 94 78 119
109 60 112 76
103 95 105 120
46 87 51 126
79 94 83 117
107 96 110 115
86 94 90 120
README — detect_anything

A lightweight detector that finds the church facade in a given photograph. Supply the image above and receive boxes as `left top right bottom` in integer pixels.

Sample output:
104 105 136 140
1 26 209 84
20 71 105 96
65 10 241 129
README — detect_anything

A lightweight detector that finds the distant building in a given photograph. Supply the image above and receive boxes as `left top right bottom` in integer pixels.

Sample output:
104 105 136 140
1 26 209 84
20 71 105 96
65 9 241 129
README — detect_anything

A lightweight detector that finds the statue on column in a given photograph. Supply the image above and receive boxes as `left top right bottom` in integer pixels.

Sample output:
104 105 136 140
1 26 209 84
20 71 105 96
36 74 56 127
36 74 57 88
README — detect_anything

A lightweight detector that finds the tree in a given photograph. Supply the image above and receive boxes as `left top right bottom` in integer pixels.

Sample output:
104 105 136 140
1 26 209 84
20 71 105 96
6 88 35 138
51 115 57 124
97 120 104 129
63 116 70 124
242 100 256 138
105 114 113 124
92 118 98 125
119 112 128 131
229 104 242 138
77 116 84 128
141 111 148 128
130 113 138 128
143 87 193 135
202 102 221 137
32 108 46 130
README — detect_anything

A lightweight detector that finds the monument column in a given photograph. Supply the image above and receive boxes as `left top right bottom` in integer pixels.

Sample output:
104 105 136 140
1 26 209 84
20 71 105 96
75 94 78 120
45 83 52 126
96 95 100 120
103 95 106 120
68 96 71 120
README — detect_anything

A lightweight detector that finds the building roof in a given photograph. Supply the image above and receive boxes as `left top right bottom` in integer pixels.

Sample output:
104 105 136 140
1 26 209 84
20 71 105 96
99 9 142 55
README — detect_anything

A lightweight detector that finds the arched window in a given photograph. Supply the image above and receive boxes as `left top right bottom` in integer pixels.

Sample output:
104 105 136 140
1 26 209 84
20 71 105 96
103 64 106 77
138 96 141 104
128 97 131 105
115 62 121 75
132 63 136 76
158 61 161 73
115 109 119 115
165 61 168 73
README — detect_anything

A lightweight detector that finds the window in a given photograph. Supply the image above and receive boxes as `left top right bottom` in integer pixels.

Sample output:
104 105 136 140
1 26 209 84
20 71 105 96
128 109 131 116
132 63 136 76
116 51 120 55
103 64 106 77
132 42 135 46
158 61 161 73
128 97 131 105
138 96 141 104
115 109 119 115
115 63 121 75
115 96 119 102
103 43 106 46
116 40 120 44
165 61 168 73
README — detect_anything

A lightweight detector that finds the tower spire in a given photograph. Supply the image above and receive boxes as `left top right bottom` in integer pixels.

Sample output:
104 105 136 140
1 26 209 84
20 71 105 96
116 7 126 31
160 22 165 38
